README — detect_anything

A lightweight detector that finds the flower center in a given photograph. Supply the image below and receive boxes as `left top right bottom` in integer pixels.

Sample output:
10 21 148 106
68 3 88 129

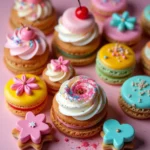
75 88 87 95
121 18 125 22
116 129 121 133
29 121 36 128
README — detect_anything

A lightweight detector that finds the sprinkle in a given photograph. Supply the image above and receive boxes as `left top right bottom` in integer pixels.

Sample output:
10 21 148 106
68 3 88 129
81 142 89 147
64 137 69 142
132 104 136 107
134 89 137 91
138 99 142 103
104 56 108 59
128 94 132 98
91 143 97 149
116 129 121 132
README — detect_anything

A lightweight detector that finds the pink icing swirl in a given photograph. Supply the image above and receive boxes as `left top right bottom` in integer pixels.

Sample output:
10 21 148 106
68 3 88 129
25 0 42 4
5 26 47 60
16 111 51 144
11 74 40 96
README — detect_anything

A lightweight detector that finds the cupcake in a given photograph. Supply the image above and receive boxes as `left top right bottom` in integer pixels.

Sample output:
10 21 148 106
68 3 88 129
91 0 127 21
141 5 150 36
141 41 150 75
4 74 48 116
96 43 136 84
12 111 54 150
119 75 150 119
103 11 142 47
9 0 57 35
51 75 107 138
101 119 135 150
4 26 50 75
52 5 101 66
42 56 76 94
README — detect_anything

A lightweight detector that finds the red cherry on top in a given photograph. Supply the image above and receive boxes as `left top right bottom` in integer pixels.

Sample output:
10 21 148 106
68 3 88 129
75 6 89 20
21 27 35 40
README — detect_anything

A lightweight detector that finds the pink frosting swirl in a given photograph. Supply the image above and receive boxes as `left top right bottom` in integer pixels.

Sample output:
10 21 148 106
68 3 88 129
5 26 47 60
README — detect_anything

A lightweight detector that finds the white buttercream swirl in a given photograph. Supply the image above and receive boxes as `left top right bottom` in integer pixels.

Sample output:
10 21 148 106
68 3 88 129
56 76 107 121
14 0 52 21
45 63 74 83
55 19 99 46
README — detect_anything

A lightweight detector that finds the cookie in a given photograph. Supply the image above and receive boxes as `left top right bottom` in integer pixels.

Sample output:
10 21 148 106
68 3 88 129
4 74 48 116
52 7 101 66
96 43 136 84
4 26 50 75
141 41 150 75
91 0 127 21
42 56 76 94
101 119 135 150
12 112 54 150
9 0 57 35
50 75 107 138
103 11 142 47
119 75 150 119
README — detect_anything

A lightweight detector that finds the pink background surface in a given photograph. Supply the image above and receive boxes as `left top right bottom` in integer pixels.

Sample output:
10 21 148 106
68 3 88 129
0 0 150 150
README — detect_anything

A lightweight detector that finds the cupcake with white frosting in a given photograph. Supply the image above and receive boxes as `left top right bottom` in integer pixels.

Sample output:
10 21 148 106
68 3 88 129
42 56 76 94
9 0 57 35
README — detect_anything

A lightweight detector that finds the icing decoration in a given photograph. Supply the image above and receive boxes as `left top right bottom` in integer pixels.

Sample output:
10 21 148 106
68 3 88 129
11 74 39 96
144 41 150 60
17 111 50 144
56 75 107 121
110 11 136 31
51 56 70 72
103 119 135 150
121 76 150 109
14 0 52 21
98 43 136 70
5 27 47 60
144 5 150 21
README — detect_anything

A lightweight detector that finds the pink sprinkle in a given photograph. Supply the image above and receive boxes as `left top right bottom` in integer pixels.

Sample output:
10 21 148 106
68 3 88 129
64 137 69 142
91 143 97 149
81 141 89 147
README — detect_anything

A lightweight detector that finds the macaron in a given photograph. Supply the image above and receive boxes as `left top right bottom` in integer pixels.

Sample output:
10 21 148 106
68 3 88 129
103 11 142 47
42 56 76 94
91 0 127 21
96 43 136 84
50 75 107 138
4 74 48 116
119 75 150 119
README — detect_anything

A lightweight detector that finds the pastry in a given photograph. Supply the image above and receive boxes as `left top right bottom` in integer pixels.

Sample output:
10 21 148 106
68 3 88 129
9 0 57 35
52 4 101 66
42 56 76 94
4 74 48 116
51 75 107 138
141 5 150 36
4 26 50 75
12 111 54 150
91 0 127 21
101 119 135 150
96 43 136 84
103 11 142 47
119 75 150 119
141 41 150 75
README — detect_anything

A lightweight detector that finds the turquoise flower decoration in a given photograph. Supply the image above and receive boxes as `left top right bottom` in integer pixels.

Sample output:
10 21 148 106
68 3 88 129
103 119 135 150
110 11 137 31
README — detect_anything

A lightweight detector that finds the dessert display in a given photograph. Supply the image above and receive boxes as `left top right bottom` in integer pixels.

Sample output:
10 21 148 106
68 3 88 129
141 5 150 36
96 43 136 84
4 25 50 75
12 111 54 150
9 0 57 35
51 75 107 138
103 11 142 47
42 56 76 94
4 74 48 116
91 0 127 21
52 1 101 66
101 119 135 150
119 75 150 119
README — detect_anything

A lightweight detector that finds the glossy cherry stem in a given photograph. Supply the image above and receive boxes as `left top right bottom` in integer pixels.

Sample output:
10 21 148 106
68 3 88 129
77 0 82 9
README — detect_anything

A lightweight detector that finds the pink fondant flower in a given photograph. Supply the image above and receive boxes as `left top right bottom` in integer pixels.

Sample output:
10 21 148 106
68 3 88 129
11 74 39 96
17 112 50 144
51 56 70 72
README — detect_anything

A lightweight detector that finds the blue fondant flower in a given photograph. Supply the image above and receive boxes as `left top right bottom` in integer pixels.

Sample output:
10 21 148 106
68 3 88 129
103 119 135 150
110 11 137 31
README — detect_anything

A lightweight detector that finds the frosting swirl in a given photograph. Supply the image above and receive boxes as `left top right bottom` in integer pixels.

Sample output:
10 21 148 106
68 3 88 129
55 7 99 46
5 26 47 60
45 56 74 83
14 0 52 21
56 76 106 121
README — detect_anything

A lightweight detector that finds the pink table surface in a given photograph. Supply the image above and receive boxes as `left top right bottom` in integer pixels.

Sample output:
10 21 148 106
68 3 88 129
0 0 150 150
